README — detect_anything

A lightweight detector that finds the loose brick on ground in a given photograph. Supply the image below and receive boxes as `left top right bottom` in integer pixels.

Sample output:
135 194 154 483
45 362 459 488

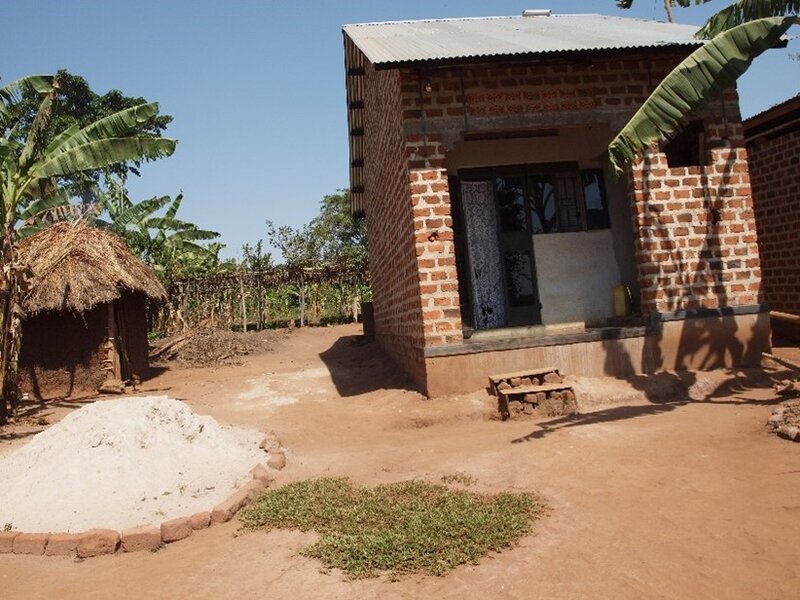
250 463 272 483
242 478 267 502
189 512 211 530
13 533 49 555
211 489 250 524
0 531 20 553
267 450 286 471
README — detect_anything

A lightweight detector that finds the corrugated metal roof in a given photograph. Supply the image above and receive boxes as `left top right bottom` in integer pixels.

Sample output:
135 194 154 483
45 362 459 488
343 14 703 66
743 93 800 126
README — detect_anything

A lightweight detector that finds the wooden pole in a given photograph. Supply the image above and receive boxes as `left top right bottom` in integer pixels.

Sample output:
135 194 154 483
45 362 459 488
107 303 121 381
299 272 306 328
239 275 248 333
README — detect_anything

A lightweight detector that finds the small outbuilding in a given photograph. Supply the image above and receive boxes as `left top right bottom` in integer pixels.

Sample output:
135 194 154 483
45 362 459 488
343 12 770 396
17 222 167 400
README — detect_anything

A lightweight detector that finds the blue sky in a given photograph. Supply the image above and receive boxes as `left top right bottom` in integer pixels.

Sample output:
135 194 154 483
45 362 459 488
4 1 798 260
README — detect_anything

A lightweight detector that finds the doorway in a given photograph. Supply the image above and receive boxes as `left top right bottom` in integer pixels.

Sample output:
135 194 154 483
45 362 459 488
458 174 542 330
454 162 614 331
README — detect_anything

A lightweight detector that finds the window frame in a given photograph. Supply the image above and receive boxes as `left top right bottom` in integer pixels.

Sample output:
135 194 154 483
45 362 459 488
458 162 611 235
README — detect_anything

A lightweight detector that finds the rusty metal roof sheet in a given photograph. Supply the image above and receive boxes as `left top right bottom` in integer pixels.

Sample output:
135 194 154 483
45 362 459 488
342 14 702 66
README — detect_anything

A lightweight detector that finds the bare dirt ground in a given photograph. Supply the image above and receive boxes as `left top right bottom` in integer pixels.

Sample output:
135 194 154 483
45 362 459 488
2 323 799 599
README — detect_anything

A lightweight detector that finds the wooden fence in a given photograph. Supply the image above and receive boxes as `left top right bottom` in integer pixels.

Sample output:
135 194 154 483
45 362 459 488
154 266 370 334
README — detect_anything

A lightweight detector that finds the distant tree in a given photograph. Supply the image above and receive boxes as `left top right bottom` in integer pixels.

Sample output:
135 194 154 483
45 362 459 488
93 179 221 280
241 240 272 271
617 0 702 23
312 190 368 270
266 190 366 269
4 69 172 193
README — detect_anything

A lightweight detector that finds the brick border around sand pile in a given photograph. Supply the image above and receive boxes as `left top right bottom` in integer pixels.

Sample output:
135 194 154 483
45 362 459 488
0 431 286 559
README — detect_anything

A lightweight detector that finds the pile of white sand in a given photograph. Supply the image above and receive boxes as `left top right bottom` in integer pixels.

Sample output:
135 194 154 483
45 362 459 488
0 396 265 532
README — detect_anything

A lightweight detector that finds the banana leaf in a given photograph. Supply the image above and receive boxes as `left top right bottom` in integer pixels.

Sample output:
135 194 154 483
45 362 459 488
699 1 800 37
35 137 176 178
0 75 53 126
608 16 799 175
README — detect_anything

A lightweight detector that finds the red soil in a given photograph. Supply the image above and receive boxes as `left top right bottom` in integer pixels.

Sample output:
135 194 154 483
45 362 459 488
1 324 799 599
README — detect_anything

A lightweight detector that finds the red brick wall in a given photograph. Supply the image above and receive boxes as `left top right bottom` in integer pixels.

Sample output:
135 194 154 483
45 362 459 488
362 64 427 383
398 55 686 120
392 54 761 324
628 113 762 313
406 136 463 347
356 50 762 391
747 124 800 314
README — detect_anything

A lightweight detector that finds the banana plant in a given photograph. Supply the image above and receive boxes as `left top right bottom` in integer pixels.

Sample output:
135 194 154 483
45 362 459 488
0 74 176 420
608 14 799 174
90 179 220 280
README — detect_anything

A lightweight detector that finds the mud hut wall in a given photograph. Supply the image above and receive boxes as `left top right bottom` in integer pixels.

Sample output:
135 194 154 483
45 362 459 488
19 305 108 400
120 292 150 381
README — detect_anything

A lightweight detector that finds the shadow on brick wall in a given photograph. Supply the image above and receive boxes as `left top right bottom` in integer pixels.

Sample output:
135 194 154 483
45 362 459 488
636 141 747 313
511 133 776 443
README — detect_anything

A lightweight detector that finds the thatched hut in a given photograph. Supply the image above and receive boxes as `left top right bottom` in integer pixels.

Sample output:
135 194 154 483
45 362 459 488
16 222 167 400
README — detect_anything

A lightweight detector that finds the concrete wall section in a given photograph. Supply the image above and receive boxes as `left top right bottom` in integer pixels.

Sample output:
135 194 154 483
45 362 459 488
445 125 613 170
423 312 770 396
533 230 621 326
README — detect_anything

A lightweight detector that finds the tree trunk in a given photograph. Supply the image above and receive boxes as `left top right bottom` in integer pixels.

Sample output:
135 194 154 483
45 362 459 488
239 275 248 333
664 0 674 22
0 226 24 422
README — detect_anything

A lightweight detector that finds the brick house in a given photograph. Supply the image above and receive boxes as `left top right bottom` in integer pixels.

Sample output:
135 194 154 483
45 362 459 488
343 12 770 396
744 95 800 316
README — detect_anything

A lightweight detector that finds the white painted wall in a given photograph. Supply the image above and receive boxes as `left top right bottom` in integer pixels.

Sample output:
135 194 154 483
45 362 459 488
532 230 621 326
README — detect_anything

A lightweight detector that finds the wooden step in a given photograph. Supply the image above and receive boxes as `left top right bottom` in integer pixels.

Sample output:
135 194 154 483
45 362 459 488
498 382 573 398
488 366 559 384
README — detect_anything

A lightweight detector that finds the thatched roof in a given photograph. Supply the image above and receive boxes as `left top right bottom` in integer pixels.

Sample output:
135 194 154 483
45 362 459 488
17 222 168 315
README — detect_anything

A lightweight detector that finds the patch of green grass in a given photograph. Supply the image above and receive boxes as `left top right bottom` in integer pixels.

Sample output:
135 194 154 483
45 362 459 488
440 472 477 487
239 478 544 579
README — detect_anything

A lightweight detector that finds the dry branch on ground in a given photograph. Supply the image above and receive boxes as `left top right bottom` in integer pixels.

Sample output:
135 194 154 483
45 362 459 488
150 328 286 368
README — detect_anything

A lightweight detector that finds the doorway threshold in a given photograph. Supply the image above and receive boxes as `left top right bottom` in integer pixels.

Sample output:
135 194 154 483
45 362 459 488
425 320 653 358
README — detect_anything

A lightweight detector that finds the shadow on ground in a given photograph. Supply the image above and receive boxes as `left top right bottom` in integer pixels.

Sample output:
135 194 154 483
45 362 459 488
512 367 792 444
319 335 420 397
0 396 97 443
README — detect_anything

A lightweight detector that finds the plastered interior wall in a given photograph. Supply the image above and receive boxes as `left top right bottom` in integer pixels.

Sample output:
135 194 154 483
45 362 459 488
533 229 621 325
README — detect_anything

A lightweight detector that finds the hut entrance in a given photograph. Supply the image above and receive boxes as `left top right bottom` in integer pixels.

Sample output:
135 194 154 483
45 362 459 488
107 301 132 384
